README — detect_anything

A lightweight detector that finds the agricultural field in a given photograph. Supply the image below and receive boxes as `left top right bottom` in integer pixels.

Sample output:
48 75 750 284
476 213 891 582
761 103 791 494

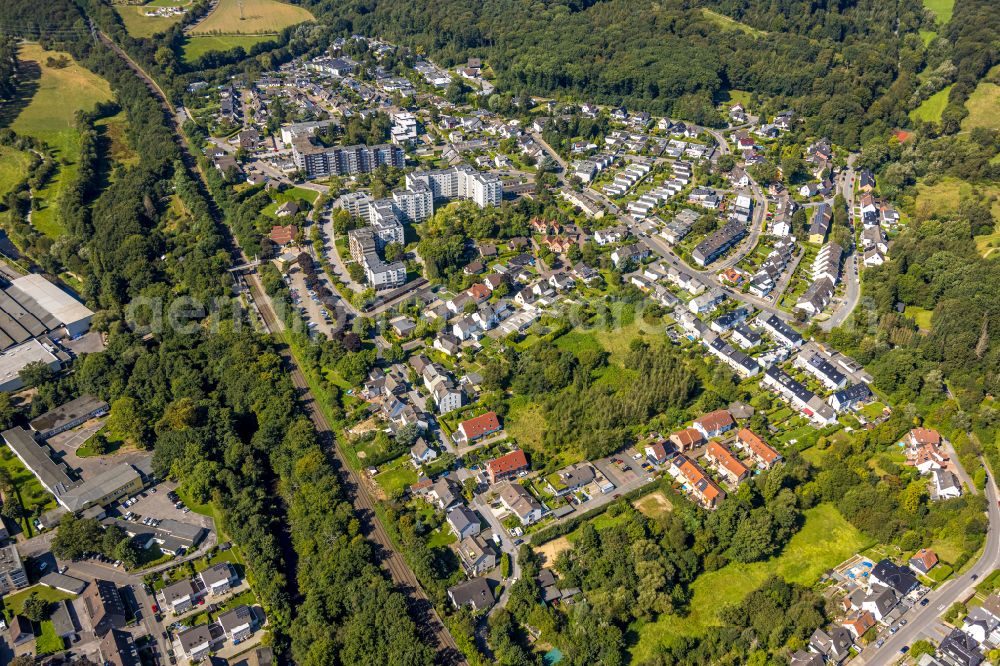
630 503 874 662
11 44 113 239
182 34 277 63
189 0 314 34
909 85 952 123
114 0 191 38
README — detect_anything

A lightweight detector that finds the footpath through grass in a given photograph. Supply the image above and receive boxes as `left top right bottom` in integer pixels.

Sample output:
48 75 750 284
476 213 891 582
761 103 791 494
630 503 874 662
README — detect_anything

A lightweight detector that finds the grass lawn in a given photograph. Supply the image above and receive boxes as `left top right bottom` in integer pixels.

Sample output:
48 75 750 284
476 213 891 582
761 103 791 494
0 146 32 197
376 456 418 496
505 396 547 452
904 306 934 330
36 620 64 654
634 491 673 519
909 85 952 124
962 67 1000 132
630 503 873 662
12 44 113 240
1 586 74 621
0 445 57 536
699 8 766 37
261 186 320 218
922 0 955 24
427 527 457 549
174 485 227 539
182 35 278 63
190 0 314 34
919 30 937 46
114 1 190 38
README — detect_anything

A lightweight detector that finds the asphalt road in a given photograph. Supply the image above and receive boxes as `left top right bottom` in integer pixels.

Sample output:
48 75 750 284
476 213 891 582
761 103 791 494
857 467 1000 665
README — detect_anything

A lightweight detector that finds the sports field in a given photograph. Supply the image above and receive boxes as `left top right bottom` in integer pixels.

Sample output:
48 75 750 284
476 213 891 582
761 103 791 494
190 0 313 34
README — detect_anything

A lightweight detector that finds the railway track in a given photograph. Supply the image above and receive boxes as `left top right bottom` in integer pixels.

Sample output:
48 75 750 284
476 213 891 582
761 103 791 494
94 26 467 665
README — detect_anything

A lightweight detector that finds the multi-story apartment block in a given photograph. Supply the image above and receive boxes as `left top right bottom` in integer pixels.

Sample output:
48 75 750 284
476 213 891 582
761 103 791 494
406 165 502 208
292 140 404 178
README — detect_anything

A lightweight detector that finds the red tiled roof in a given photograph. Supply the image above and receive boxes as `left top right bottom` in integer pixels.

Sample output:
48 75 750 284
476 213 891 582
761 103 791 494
461 411 502 440
694 409 734 433
486 449 528 476
671 427 705 447
645 441 668 460
677 456 722 503
269 224 297 245
707 442 748 481
738 428 780 465
467 283 491 302
909 428 941 446
910 548 938 571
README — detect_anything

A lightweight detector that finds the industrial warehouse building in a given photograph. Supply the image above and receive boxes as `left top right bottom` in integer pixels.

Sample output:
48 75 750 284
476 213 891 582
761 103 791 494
0 273 95 391
1 426 144 513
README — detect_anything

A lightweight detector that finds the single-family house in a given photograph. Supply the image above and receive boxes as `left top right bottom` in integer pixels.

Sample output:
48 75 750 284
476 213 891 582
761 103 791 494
692 409 735 439
458 411 502 444
669 427 705 452
447 505 482 540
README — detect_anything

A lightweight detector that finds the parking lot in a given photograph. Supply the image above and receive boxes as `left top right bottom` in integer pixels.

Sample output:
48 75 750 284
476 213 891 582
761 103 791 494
285 264 336 339
118 481 214 534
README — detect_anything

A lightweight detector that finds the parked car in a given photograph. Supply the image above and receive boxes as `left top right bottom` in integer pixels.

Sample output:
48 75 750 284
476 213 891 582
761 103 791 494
920 598 930 606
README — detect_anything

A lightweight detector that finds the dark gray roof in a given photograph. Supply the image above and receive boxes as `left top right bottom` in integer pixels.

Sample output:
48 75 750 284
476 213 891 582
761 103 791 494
30 395 108 434
448 577 494 611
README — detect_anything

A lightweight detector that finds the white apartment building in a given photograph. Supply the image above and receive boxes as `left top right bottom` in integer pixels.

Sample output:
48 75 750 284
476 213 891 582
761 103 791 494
406 165 502 208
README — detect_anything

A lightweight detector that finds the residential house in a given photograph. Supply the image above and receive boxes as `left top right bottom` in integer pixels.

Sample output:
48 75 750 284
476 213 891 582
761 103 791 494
83 579 127 636
497 481 544 524
669 427 705 452
433 332 462 357
731 323 762 349
447 505 481 540
861 586 898 622
459 411 502 444
673 455 724 509
870 559 919 597
218 604 255 643
427 476 461 510
178 624 214 661
705 441 749 485
843 611 876 639
808 626 853 664
200 562 239 596
790 651 825 666
545 464 596 496
457 534 497 575
735 429 782 469
909 549 939 575
163 579 200 614
448 577 494 612
486 449 529 484
758 314 802 347
938 627 984 666
692 409 735 439
909 428 942 448
933 469 962 500
99 628 140 666
410 437 438 466
829 383 873 412
808 204 832 244
645 440 670 465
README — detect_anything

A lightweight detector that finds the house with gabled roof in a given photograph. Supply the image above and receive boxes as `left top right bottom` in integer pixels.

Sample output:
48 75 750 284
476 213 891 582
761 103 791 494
486 449 528 484
692 409 735 439
705 442 748 485
735 429 781 469
669 428 705 452
671 455 724 509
